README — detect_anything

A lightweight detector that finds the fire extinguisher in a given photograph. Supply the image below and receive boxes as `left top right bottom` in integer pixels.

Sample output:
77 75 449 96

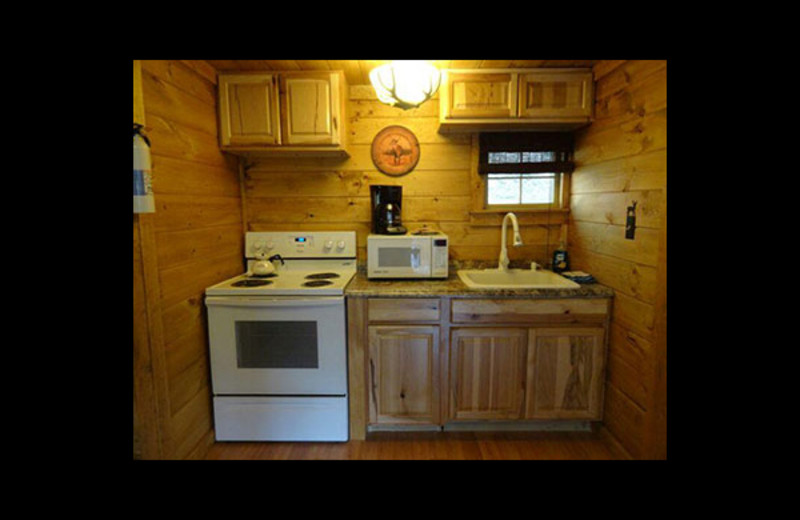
133 123 155 213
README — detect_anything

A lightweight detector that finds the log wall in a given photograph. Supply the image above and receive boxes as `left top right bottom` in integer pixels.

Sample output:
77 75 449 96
571 60 667 459
133 60 244 459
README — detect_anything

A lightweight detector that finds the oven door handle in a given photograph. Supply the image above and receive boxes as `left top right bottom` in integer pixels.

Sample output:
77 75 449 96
205 296 344 308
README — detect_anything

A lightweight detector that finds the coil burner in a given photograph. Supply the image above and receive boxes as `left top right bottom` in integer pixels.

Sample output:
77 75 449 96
305 273 341 280
232 279 274 287
302 280 333 287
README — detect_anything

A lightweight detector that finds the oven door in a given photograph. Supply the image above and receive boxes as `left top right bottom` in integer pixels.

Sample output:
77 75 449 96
206 296 347 396
367 237 432 278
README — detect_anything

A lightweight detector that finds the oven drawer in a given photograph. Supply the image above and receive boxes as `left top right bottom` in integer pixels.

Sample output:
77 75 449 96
214 396 348 441
368 298 441 322
450 298 609 325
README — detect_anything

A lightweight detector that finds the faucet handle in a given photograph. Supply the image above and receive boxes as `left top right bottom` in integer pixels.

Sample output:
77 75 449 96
530 261 539 271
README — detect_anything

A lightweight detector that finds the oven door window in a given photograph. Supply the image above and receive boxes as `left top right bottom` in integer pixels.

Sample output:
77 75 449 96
235 321 318 369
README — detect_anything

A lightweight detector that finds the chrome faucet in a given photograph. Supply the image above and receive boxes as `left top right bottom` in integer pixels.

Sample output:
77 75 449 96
498 212 523 271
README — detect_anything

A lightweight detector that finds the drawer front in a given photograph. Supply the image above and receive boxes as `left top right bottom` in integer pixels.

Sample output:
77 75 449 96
368 298 441 322
451 298 608 325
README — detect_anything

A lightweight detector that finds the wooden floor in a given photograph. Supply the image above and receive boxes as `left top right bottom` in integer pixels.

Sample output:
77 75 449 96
205 430 629 460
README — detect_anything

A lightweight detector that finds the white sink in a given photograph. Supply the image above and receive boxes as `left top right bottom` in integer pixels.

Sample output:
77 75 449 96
457 268 581 289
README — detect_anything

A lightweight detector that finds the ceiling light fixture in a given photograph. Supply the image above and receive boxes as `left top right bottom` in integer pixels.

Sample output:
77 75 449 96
369 60 441 110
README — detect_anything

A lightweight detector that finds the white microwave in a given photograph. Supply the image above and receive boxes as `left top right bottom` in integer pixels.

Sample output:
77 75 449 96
367 233 449 279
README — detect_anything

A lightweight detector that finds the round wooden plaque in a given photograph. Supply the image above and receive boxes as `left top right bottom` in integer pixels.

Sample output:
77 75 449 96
370 125 420 176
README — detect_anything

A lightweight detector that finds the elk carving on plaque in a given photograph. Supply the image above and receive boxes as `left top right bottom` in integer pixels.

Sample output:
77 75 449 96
370 125 420 176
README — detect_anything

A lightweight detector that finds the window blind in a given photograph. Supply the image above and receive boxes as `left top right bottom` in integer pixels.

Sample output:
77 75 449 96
478 132 575 174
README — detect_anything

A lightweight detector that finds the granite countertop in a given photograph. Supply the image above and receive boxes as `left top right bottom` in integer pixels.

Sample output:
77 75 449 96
345 270 614 299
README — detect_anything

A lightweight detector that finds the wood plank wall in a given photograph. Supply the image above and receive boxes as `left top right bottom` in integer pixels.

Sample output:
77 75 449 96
244 86 563 264
133 60 244 459
570 60 667 459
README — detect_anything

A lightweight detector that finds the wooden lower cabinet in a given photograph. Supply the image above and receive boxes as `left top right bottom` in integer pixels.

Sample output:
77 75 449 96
525 328 606 420
448 328 527 420
351 297 610 437
368 326 440 426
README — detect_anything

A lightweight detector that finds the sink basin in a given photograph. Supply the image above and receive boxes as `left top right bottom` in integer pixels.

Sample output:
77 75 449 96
457 268 581 289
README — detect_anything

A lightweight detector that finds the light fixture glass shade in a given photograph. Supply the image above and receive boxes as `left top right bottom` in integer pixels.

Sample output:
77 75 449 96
369 60 441 110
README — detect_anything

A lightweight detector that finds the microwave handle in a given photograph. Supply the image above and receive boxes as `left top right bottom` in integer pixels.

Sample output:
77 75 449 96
410 247 421 269
206 296 344 308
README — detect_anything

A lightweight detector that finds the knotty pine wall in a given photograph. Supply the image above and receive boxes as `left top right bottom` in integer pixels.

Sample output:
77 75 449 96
133 60 244 459
570 60 667 459
243 86 564 264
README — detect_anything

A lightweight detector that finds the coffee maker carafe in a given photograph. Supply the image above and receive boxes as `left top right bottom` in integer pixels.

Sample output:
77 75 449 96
370 185 407 235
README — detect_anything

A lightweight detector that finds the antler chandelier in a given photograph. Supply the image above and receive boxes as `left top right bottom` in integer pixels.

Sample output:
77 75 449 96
369 60 441 110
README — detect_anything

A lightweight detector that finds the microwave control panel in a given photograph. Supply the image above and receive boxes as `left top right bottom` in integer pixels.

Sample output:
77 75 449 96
432 238 448 277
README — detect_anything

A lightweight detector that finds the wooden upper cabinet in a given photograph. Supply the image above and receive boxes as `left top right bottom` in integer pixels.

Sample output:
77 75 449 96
439 68 593 132
218 73 281 146
217 71 348 157
525 328 606 420
443 71 518 119
280 72 341 146
518 70 593 119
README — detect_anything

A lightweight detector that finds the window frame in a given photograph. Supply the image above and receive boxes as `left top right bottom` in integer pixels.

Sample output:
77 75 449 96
477 132 574 213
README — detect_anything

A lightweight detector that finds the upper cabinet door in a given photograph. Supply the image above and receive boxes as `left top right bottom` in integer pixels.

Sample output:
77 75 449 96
280 72 341 145
518 70 594 119
218 73 281 147
442 71 518 119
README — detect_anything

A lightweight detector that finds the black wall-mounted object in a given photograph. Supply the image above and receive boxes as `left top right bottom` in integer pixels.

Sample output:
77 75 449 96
625 201 637 240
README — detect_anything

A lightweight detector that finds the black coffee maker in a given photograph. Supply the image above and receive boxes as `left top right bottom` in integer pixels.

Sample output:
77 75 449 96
370 185 407 235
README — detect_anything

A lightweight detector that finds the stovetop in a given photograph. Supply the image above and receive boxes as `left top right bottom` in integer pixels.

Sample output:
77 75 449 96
206 231 358 297
206 266 356 296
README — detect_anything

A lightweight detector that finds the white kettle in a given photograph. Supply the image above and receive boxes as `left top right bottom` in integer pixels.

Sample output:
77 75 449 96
251 254 275 276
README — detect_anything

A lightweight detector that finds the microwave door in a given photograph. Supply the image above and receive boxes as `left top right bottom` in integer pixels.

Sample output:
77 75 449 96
368 238 431 277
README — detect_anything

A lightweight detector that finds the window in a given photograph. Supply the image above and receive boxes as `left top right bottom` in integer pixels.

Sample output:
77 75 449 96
479 133 574 209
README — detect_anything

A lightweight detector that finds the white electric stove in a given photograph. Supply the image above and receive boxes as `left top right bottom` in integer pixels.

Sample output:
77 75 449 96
205 231 357 442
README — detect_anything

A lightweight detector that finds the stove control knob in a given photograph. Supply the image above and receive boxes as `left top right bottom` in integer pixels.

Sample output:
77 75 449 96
252 240 266 253
324 240 334 250
266 241 275 250
336 240 346 250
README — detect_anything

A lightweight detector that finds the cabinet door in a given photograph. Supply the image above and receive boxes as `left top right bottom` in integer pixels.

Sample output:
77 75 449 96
443 72 518 119
449 328 527 420
280 72 341 145
368 326 440 425
518 70 593 119
218 74 280 146
525 328 606 420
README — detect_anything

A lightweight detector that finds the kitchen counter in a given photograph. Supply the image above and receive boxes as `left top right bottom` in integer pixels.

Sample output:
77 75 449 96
344 271 614 299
